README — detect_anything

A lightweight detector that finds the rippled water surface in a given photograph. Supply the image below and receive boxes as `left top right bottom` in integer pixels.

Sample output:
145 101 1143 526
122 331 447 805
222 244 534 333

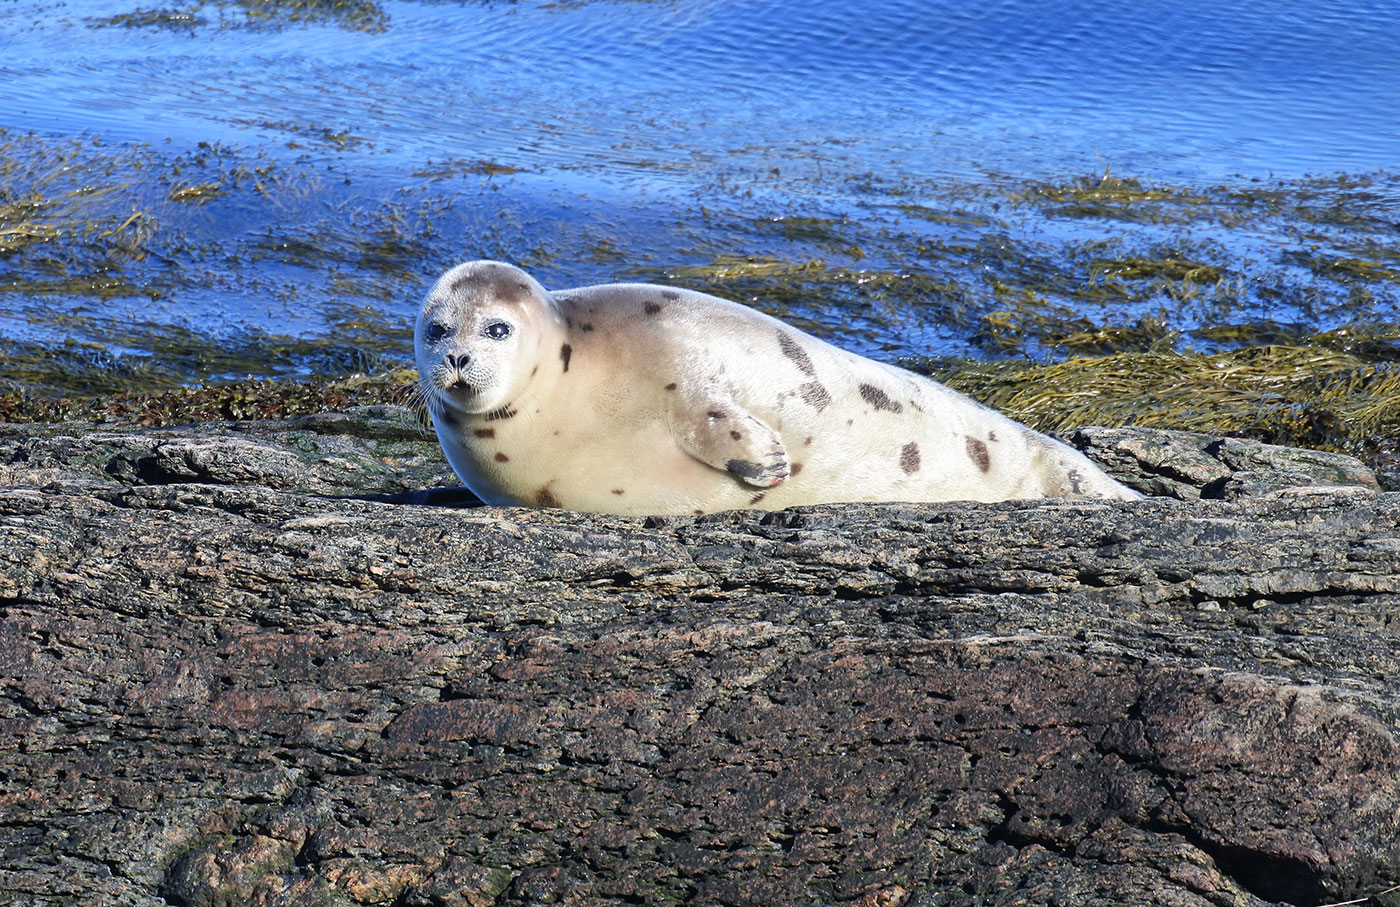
9 0 1400 181
1 0 1398 390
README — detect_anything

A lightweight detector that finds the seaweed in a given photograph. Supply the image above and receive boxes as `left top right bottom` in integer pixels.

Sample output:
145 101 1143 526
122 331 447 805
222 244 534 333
631 254 972 340
1285 251 1400 283
919 328 1400 460
5 125 1400 492
1011 168 1227 225
88 0 390 32
412 159 525 181
0 368 421 427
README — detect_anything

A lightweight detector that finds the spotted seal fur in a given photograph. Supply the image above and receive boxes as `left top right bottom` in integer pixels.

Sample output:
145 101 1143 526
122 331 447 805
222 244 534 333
415 260 1141 514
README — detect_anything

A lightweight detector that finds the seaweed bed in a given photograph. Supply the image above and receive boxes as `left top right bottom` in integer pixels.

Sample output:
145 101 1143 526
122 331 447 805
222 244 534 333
3 117 1399 489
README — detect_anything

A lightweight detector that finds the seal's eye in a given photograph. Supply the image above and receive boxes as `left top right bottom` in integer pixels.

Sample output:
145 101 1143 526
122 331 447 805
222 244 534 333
425 321 449 344
484 322 512 340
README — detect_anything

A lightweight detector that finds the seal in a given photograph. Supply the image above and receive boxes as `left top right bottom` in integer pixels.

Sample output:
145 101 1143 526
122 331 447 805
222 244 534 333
415 260 1142 515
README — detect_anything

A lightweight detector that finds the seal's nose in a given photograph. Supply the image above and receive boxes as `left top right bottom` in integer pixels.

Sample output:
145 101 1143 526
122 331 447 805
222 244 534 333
445 353 470 370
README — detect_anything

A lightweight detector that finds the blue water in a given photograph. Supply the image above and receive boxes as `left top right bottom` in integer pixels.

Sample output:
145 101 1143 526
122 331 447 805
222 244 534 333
6 0 1399 182
1 0 1398 382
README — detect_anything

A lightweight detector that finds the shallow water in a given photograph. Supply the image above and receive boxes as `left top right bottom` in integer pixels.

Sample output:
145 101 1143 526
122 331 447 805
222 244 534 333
1 0 1398 392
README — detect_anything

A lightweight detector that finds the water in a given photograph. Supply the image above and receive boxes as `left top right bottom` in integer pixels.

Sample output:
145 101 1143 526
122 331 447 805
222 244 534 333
1 0 1398 392
7 0 1398 181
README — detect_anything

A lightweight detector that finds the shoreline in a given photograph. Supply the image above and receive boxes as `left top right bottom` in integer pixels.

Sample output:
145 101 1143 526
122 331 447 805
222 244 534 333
6 342 1396 490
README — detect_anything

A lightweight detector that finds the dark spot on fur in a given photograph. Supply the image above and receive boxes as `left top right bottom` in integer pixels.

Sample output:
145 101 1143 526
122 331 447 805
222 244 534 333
644 301 662 315
1067 468 1084 495
966 436 991 472
726 459 765 480
708 410 727 420
791 463 804 476
749 492 766 506
730 430 742 441
988 430 999 442
560 343 572 372
530 365 538 378
804 435 813 446
693 509 704 516
581 323 594 332
494 451 510 463
450 273 482 295
440 410 460 427
900 442 921 474
565 316 574 329
777 331 816 376
859 383 903 414
662 289 680 301
536 486 560 508
799 381 831 411
665 382 677 391
612 488 625 495
484 405 518 421
473 427 496 439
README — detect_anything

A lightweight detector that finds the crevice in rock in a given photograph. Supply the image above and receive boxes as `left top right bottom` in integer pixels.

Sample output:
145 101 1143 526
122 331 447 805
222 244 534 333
1152 820 1329 907
347 486 485 508
1185 587 1371 610
106 454 188 486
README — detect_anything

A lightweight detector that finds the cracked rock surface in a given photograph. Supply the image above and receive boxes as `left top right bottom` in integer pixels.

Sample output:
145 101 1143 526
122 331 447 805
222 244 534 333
1 408 1397 907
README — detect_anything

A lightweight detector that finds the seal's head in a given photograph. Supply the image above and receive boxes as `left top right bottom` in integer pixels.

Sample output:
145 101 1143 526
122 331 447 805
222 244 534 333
416 260 560 417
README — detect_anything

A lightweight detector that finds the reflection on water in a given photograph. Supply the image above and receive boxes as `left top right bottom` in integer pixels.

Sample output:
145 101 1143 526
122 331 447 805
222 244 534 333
0 0 1397 389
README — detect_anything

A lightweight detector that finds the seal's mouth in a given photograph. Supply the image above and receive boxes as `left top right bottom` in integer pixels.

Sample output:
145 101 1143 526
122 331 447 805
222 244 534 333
429 383 481 414
430 362 485 396
420 369 478 419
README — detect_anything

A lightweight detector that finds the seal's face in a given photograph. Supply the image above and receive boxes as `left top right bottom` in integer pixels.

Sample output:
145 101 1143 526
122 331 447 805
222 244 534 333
416 261 557 416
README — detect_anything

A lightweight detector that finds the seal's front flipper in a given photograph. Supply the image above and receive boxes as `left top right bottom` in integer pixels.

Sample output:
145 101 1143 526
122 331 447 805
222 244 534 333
674 402 790 487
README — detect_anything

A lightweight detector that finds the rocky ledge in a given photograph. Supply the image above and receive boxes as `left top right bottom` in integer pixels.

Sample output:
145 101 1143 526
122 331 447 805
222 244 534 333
1 407 1397 907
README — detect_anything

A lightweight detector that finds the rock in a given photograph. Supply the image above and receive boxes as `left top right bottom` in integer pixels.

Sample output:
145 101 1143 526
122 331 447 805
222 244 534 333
1062 426 1380 500
1 412 1397 907
0 405 456 497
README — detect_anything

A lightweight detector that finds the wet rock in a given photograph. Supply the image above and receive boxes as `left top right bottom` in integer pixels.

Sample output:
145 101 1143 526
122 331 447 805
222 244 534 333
1063 426 1379 499
1 413 1397 907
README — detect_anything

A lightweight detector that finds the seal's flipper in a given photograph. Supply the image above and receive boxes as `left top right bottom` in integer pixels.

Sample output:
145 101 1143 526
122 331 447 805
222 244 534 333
673 400 790 488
